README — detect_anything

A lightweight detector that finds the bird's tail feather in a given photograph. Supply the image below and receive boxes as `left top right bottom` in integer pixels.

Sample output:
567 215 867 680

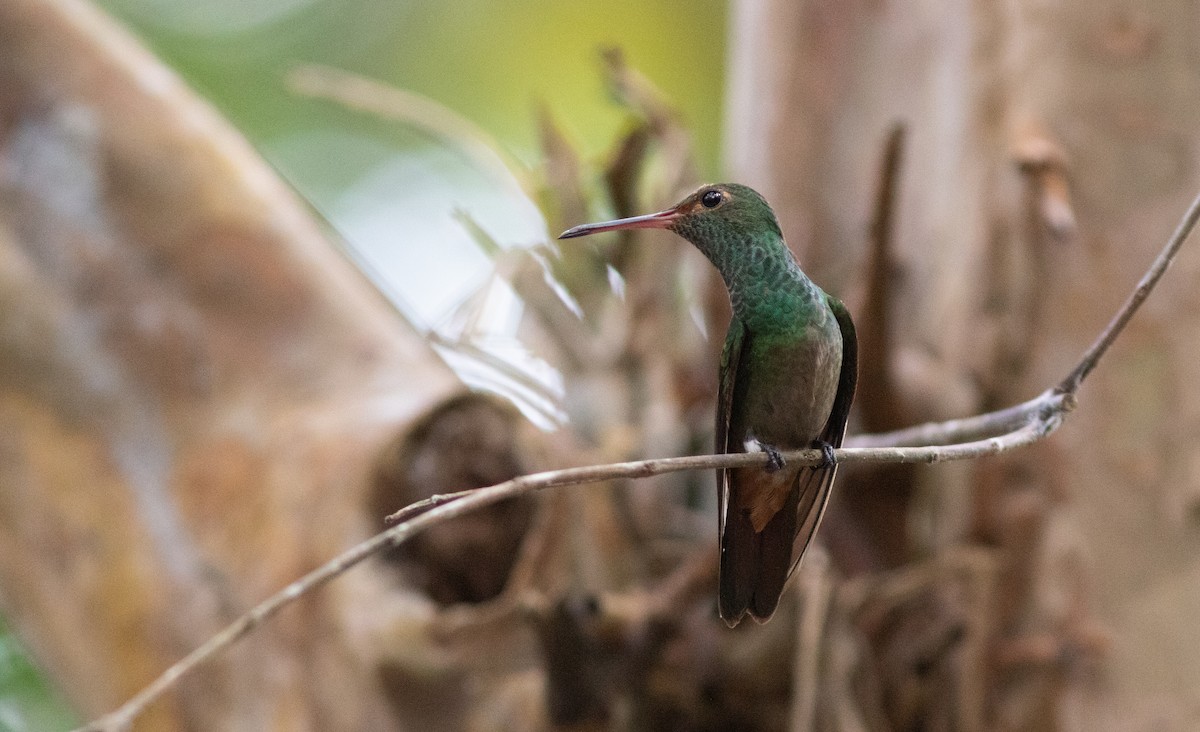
718 480 800 626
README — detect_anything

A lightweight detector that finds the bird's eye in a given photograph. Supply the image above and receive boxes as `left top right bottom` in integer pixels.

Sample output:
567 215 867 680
701 190 723 208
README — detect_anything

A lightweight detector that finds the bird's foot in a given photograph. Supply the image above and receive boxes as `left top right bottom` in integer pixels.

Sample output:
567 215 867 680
812 439 836 469
757 440 786 473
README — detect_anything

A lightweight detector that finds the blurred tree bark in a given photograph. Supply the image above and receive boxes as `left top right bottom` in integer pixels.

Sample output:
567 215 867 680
727 0 1200 729
0 0 504 729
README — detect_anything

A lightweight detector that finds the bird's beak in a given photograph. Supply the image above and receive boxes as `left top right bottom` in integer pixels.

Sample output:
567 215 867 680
558 208 680 239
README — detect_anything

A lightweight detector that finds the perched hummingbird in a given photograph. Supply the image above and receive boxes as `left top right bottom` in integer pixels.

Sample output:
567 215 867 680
560 184 857 626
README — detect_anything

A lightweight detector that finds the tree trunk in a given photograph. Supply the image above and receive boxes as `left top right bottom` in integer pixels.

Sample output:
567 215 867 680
0 0 479 728
727 0 1200 729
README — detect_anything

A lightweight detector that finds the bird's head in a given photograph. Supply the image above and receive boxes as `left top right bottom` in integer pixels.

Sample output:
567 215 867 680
558 183 783 253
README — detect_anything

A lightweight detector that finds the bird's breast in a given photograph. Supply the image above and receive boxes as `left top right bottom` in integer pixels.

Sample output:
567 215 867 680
737 320 842 448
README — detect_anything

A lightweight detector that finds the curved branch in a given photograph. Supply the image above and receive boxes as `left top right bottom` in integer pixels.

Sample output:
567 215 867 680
78 422 1052 732
1056 189 1200 394
844 391 1060 449
74 188 1200 732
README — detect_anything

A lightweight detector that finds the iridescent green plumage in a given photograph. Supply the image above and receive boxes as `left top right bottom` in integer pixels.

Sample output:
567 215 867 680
560 183 858 626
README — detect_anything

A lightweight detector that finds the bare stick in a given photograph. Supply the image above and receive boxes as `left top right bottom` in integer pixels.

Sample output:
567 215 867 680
78 424 1049 732
73 189 1200 732
858 189 1200 449
1057 190 1200 394
845 391 1058 449
387 402 1061 526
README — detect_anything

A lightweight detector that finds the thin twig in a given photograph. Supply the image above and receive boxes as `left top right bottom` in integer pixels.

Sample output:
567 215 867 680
385 418 1055 525
75 423 1051 732
74 189 1200 732
845 391 1059 449
1057 189 1200 394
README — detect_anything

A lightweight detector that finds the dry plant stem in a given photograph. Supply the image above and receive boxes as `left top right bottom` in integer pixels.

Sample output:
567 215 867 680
386 421 1051 525
846 392 1055 449
78 428 1047 732
1057 187 1200 394
859 188 1200 448
74 190 1200 732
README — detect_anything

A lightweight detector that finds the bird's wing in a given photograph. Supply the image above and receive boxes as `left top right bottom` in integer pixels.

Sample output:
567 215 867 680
821 295 858 449
715 317 746 541
719 317 776 624
787 294 859 573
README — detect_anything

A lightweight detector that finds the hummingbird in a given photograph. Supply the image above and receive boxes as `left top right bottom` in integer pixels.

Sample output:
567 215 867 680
559 184 857 626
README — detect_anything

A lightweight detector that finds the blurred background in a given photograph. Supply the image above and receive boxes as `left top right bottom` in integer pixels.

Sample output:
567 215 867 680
4 0 1200 730
100 0 726 426
2 1 730 728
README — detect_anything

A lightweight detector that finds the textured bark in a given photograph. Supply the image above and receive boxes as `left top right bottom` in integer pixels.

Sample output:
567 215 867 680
728 0 1200 729
0 0 474 728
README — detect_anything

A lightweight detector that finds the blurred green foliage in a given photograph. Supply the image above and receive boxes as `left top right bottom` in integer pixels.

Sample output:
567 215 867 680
96 0 727 355
98 0 727 171
0 619 76 732
91 0 728 422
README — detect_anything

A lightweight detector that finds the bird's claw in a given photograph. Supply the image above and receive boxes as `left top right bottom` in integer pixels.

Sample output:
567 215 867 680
758 441 786 473
812 439 836 469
